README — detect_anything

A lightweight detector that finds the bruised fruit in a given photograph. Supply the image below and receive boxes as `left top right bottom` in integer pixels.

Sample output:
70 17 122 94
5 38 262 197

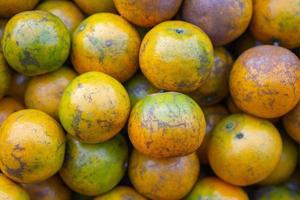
0 97 24 126
182 0 252 46
60 134 128 196
25 67 76 119
125 73 160 107
253 186 300 200
230 45 300 119
129 150 199 200
94 186 146 200
2 11 70 76
22 175 71 200
59 72 130 143
0 173 30 200
37 0 84 33
208 114 282 186
185 177 249 200
140 20 214 92
188 47 233 106
7 72 30 101
128 92 206 158
113 0 183 27
260 136 298 185
0 0 39 18
0 109 65 183
251 0 300 49
73 0 116 15
0 52 11 99
72 13 141 83
283 103 300 143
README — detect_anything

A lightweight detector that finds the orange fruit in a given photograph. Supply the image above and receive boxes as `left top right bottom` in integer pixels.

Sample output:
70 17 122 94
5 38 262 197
129 149 199 200
94 186 146 200
230 45 300 118
2 11 70 76
0 52 11 99
6 72 30 101
283 103 300 143
22 175 71 200
113 0 183 27
208 114 282 186
0 109 65 183
128 92 206 158
185 177 249 200
251 0 300 49
0 97 24 126
0 0 39 18
260 136 298 185
59 71 130 143
253 186 300 200
72 13 141 83
0 173 30 200
140 20 214 92
182 0 252 46
25 67 77 119
125 73 160 107
73 0 116 15
188 47 233 106
37 0 84 33
60 134 128 196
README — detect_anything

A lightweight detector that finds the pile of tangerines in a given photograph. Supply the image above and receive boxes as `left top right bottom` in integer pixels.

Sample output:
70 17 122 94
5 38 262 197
0 0 300 199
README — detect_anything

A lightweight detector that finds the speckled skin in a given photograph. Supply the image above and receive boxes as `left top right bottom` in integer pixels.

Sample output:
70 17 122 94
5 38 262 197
7 72 30 101
0 97 24 126
251 0 300 49
260 136 298 185
113 0 183 27
73 0 116 15
59 134 128 196
185 177 249 200
0 109 66 184
59 72 130 143
72 13 141 83
22 175 71 200
2 11 70 76
283 103 300 143
0 173 30 200
94 186 146 200
129 150 199 200
253 186 300 200
37 0 84 33
0 52 11 99
0 0 38 18
25 67 77 119
230 45 300 119
188 47 233 106
125 73 160 107
128 92 206 158
182 0 252 46
208 114 282 186
140 21 214 93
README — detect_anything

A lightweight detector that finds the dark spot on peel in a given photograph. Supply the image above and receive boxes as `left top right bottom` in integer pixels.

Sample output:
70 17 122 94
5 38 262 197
175 28 184 34
235 132 244 139
105 40 113 47
226 122 234 130
20 50 40 69
5 151 27 179
72 107 83 139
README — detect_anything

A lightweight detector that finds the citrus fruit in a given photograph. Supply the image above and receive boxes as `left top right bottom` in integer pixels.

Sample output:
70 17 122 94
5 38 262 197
6 72 30 101
208 114 282 186
230 45 300 118
129 150 199 200
25 67 77 119
59 71 130 143
37 0 84 33
128 92 206 158
22 175 71 200
283 103 300 143
0 109 66 183
188 47 233 106
0 0 39 18
113 0 183 27
185 177 249 200
0 52 11 99
94 186 146 200
260 136 298 185
182 0 252 46
251 0 300 49
140 20 214 92
0 97 24 126
73 0 116 15
60 134 128 196
125 73 160 107
2 11 70 76
253 186 300 200
0 173 30 200
72 13 141 83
